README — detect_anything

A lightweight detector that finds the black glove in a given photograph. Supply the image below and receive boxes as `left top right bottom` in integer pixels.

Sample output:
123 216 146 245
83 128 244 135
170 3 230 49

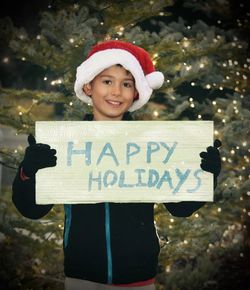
21 134 57 177
199 139 222 178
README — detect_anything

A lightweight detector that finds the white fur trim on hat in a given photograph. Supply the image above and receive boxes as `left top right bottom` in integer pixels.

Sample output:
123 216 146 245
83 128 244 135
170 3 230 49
146 71 164 89
74 49 154 112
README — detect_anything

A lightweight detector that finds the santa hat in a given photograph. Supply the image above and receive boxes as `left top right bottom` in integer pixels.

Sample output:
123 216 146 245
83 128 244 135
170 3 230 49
74 40 164 112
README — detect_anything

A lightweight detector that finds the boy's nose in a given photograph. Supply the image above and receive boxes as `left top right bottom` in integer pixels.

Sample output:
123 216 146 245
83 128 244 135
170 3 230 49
111 84 121 96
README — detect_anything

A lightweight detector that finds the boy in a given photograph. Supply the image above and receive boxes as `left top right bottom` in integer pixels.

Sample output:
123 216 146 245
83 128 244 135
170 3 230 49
12 40 221 290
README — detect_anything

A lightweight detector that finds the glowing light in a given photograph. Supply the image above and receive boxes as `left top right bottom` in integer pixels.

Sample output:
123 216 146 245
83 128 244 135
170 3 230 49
189 97 193 102
194 213 199 218
191 82 195 86
217 207 221 212
190 103 195 108
19 112 23 115
212 101 217 105
170 218 174 223
153 110 159 117
69 38 74 43
214 130 219 135
21 57 26 61
206 84 211 89
200 63 205 68
198 115 202 119
3 57 9 63
217 108 222 113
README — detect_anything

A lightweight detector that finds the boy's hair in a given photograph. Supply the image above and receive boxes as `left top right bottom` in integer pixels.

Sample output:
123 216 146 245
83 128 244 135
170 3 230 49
74 40 164 112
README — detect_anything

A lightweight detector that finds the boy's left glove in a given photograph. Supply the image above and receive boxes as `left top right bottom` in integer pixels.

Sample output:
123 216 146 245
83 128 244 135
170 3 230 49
199 139 222 178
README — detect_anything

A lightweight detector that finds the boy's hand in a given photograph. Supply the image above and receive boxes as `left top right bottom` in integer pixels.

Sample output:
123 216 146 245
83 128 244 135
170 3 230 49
21 134 57 177
199 139 222 178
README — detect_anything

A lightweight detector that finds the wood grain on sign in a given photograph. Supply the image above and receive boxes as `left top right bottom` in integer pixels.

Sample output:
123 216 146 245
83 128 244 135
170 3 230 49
35 121 214 204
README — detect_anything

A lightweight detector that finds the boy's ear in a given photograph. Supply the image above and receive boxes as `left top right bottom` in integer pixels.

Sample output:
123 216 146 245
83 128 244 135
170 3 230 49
82 83 92 96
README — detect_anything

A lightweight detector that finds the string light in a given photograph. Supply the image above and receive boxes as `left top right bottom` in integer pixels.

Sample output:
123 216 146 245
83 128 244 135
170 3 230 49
212 101 216 105
206 84 211 89
153 110 159 117
21 57 26 61
2 57 9 63
217 207 221 212
191 82 195 86
51 79 63 85
69 38 74 43
170 218 174 223
194 213 199 218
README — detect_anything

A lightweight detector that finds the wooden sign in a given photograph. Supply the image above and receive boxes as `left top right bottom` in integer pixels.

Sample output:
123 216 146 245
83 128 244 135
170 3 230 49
35 121 214 204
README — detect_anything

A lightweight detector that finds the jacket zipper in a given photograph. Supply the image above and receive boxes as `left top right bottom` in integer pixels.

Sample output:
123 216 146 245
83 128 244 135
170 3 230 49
64 204 72 248
105 202 113 284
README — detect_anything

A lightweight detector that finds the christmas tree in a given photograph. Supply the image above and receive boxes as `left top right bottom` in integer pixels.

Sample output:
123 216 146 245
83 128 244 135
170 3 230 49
0 0 249 289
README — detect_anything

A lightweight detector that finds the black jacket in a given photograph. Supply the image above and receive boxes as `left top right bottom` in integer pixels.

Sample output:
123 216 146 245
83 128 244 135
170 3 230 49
12 113 205 284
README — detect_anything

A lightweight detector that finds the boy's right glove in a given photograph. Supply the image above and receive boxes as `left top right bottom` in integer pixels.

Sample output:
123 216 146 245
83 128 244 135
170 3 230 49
21 134 57 177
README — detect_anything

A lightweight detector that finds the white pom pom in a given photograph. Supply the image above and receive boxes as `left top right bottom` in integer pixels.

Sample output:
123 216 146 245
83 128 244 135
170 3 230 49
146 71 164 89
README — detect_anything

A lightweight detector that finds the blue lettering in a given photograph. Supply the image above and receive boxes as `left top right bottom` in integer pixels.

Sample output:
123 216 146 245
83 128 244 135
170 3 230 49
148 169 159 187
147 142 160 163
160 142 177 164
187 169 203 193
88 171 102 191
126 143 140 165
118 171 135 188
103 170 118 188
97 143 119 166
135 169 147 187
173 169 191 194
157 170 173 189
67 141 92 166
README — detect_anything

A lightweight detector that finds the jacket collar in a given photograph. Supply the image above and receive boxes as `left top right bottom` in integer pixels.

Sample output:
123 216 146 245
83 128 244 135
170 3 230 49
83 112 133 121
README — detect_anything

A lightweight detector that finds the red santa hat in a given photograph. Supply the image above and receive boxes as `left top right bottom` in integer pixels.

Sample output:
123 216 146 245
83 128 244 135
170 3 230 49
74 40 164 112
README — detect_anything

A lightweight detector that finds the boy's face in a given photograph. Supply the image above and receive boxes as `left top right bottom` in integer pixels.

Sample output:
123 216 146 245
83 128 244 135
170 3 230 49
83 65 138 121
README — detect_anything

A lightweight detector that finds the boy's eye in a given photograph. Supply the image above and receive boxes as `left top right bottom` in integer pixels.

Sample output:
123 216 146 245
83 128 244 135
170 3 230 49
103 80 112 85
124 82 134 88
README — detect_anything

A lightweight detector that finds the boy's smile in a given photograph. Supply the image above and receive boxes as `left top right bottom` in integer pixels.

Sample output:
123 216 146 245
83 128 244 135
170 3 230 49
83 65 138 121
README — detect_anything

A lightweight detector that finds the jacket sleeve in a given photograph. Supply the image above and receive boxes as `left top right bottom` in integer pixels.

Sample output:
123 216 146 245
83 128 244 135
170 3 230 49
12 163 53 219
164 201 205 217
